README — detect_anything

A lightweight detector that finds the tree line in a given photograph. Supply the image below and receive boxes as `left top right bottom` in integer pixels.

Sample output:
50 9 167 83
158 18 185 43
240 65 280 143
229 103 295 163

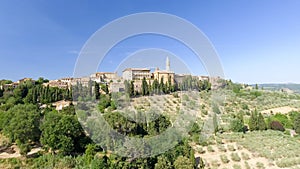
124 75 211 97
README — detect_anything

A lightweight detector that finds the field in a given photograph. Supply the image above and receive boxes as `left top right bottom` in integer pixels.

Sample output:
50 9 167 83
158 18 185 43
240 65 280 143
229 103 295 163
118 88 300 168
1 86 300 169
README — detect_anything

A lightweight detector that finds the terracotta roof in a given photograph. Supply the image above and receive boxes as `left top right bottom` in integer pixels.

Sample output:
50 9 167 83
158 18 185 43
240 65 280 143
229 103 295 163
122 68 150 72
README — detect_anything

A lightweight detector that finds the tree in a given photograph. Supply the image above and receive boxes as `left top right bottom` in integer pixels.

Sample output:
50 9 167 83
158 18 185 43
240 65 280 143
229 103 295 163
174 156 194 169
2 104 40 155
271 113 292 129
0 88 3 97
258 113 266 130
124 80 130 96
130 81 135 97
269 121 285 132
94 82 100 100
230 118 245 132
141 77 149 96
199 80 211 91
213 113 218 135
160 77 165 93
249 110 258 131
100 84 109 94
13 85 28 103
152 79 160 94
90 156 108 169
98 94 111 113
249 110 266 131
155 155 172 169
36 77 49 85
40 111 89 155
294 114 300 134
167 75 173 93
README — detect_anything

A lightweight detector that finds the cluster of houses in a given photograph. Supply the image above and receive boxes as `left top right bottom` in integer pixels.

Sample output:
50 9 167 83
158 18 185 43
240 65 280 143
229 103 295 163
46 57 210 93
0 78 35 90
1 57 214 93
0 57 224 111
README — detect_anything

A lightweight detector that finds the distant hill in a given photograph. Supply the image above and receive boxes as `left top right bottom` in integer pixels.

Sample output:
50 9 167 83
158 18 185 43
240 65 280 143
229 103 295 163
257 83 300 93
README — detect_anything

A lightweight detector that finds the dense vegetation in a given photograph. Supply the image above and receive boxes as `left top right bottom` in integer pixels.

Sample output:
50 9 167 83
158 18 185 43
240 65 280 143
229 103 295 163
1 77 300 168
0 77 211 169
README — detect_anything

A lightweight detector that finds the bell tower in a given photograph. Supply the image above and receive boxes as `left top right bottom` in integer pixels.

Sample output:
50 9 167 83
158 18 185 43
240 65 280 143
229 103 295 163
166 56 170 72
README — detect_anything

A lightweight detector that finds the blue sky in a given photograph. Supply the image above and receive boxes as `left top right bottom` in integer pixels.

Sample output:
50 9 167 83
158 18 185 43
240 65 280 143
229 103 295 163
0 0 300 84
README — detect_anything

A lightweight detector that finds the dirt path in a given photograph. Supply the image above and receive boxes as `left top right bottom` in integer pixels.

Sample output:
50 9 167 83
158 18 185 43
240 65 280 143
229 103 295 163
0 145 41 159
261 106 298 115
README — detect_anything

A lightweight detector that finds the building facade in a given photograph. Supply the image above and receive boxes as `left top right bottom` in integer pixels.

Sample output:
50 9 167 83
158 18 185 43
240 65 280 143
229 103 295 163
90 72 120 83
122 68 151 81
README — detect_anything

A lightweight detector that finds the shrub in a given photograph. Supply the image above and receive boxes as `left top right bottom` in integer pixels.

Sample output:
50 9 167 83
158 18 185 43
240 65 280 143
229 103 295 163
210 160 220 167
230 118 245 132
231 153 241 162
202 110 208 115
172 92 179 98
269 121 285 132
244 161 251 169
207 145 215 152
256 162 265 169
241 152 250 160
227 145 236 151
216 137 223 144
272 113 292 128
220 155 230 164
196 146 206 154
233 164 242 169
217 145 227 152
294 114 300 134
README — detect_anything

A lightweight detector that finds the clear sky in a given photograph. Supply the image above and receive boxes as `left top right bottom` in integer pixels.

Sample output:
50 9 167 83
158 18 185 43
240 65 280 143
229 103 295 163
0 0 300 84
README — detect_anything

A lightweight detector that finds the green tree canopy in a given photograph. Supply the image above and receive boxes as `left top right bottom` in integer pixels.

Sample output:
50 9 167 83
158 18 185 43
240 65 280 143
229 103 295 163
40 111 89 155
1 104 41 155
174 156 194 169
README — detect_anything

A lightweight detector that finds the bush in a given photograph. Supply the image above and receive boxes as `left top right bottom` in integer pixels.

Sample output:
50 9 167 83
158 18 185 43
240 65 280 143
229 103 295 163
272 113 292 129
196 147 206 154
241 152 250 160
231 153 241 162
256 162 265 169
244 161 251 169
233 164 242 169
227 145 236 151
294 114 300 134
210 160 220 168
207 145 215 152
217 145 227 152
269 121 285 132
220 155 230 164
230 118 245 132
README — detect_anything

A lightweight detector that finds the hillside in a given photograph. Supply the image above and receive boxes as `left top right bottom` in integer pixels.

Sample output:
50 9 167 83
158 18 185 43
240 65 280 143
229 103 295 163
258 83 300 93
1 79 300 168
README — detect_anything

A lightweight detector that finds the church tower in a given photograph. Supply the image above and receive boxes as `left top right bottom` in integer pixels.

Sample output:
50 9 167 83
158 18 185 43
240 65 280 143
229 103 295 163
166 56 170 72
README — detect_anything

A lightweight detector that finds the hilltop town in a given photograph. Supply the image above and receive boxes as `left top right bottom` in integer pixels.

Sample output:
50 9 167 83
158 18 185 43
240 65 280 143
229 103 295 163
1 57 215 95
1 58 300 168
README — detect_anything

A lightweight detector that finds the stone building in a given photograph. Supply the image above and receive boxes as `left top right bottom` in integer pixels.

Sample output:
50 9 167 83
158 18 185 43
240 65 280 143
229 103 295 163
122 68 151 81
109 82 125 93
153 57 175 84
90 72 120 83
44 80 69 89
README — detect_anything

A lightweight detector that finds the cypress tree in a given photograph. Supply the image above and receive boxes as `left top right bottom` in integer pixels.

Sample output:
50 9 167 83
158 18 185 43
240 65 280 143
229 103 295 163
249 110 258 131
94 82 100 100
141 77 148 96
213 113 219 135
258 113 266 130
294 114 300 134
152 79 159 94
130 81 135 97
